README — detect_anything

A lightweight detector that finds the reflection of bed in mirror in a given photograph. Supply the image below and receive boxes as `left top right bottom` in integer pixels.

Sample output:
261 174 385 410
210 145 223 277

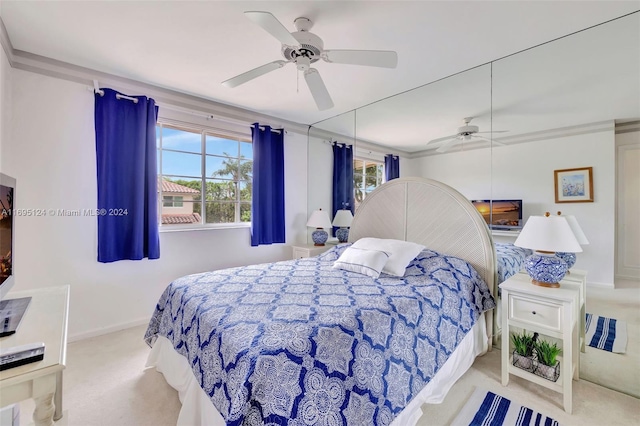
144 177 497 425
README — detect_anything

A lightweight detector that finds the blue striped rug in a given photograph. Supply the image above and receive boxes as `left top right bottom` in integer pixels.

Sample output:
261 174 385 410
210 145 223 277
585 313 627 353
452 388 560 426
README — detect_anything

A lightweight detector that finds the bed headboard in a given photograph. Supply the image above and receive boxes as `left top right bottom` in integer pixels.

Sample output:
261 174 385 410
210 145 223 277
349 177 496 343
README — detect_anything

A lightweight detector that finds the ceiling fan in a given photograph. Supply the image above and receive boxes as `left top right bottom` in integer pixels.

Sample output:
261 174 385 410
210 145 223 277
427 117 508 153
222 11 398 111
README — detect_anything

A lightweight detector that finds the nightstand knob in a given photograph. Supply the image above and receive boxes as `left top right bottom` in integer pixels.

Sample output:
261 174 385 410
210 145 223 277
532 311 537 315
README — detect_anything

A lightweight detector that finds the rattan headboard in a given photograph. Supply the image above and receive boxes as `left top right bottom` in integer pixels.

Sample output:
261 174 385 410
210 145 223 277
349 177 496 343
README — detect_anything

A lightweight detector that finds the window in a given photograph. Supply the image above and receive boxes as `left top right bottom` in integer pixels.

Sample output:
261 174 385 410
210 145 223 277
353 158 383 210
157 123 252 226
162 196 183 208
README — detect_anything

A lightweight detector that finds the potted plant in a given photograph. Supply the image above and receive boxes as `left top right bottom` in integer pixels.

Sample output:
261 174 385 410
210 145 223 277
510 331 536 372
534 339 562 382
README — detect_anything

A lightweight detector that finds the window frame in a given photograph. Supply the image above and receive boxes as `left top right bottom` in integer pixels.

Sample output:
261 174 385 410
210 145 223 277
353 157 384 210
157 120 253 231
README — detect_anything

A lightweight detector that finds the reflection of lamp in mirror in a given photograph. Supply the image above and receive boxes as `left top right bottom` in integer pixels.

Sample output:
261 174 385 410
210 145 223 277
307 209 332 246
514 212 582 288
555 211 589 270
332 210 354 243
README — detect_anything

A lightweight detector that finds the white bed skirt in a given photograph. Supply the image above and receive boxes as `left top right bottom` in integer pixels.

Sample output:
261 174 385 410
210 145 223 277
146 315 488 426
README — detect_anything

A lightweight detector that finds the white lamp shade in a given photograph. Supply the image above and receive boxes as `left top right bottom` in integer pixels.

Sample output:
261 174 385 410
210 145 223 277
514 215 583 253
306 209 332 229
332 210 354 227
564 215 589 245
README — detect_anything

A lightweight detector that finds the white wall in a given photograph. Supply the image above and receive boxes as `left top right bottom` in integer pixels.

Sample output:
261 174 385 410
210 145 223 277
306 137 333 244
6 69 308 340
406 147 493 200
407 130 616 287
0 44 10 172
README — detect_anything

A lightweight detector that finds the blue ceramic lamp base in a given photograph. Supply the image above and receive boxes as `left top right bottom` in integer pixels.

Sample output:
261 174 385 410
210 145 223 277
524 251 569 288
336 227 349 243
312 229 328 246
555 251 576 270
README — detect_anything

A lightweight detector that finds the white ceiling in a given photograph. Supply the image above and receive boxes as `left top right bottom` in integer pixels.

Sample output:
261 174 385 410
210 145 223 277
1 0 639 133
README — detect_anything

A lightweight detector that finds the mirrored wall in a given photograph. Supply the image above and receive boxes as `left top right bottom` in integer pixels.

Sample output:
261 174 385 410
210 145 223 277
307 12 640 396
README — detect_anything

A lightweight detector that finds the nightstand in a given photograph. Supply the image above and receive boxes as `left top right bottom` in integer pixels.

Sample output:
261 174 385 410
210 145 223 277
500 274 579 414
291 244 332 259
518 269 587 352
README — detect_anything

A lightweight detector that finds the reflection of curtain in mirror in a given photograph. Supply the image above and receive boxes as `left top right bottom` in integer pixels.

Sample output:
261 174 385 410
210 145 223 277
332 143 354 235
250 123 285 247
94 88 160 263
384 154 399 181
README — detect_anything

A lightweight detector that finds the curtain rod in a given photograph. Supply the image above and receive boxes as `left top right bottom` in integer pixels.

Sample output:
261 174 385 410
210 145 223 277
93 80 139 103
90 80 283 133
322 140 352 147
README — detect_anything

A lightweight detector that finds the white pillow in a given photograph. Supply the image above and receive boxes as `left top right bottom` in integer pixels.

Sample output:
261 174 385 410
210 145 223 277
352 237 425 277
332 247 390 279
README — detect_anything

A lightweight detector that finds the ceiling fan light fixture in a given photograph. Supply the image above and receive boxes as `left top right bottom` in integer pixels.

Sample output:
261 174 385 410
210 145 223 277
223 11 399 110
296 56 311 71
426 117 509 153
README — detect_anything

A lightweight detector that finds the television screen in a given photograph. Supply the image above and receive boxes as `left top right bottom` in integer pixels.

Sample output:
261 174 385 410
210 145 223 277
0 184 13 285
472 199 522 230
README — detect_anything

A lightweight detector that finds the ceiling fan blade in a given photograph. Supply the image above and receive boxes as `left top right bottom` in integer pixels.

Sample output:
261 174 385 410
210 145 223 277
323 50 398 68
475 130 509 134
304 68 334 110
427 134 459 145
244 11 300 47
435 138 459 153
473 135 505 146
222 61 287 88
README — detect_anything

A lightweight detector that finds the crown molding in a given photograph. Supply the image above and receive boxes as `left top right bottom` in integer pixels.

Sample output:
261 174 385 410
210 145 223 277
0 15 311 137
0 17 14 66
615 119 640 134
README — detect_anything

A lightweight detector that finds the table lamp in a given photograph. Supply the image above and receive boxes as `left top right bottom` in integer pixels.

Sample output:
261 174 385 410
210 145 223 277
307 209 332 246
332 209 354 243
555 212 589 270
514 212 582 288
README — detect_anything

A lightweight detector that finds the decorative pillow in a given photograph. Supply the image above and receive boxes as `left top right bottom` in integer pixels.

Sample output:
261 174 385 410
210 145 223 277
317 243 352 262
352 237 425 277
332 246 390 279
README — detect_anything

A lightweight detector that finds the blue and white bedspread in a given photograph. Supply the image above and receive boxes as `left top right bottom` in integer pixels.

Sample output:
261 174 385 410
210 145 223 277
144 245 495 426
496 243 532 284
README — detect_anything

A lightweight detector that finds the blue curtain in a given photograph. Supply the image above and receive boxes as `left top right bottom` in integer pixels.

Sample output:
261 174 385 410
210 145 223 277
332 143 354 234
251 124 285 246
385 154 400 181
94 88 159 263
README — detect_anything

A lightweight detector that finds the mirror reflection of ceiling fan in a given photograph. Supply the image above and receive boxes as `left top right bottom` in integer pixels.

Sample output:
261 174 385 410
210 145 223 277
222 11 398 111
426 117 509 153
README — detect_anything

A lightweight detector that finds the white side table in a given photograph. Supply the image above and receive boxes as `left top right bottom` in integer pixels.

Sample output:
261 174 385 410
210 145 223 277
0 286 69 426
291 244 332 259
500 274 579 414
518 269 587 353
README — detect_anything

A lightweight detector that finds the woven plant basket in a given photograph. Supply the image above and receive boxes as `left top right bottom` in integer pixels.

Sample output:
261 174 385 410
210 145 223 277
512 351 535 372
534 361 560 382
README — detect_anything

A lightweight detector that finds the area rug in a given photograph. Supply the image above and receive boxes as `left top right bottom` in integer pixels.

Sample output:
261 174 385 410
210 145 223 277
451 387 560 426
585 313 627 353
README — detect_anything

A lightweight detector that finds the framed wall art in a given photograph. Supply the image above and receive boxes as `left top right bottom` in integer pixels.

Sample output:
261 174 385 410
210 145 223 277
554 167 593 203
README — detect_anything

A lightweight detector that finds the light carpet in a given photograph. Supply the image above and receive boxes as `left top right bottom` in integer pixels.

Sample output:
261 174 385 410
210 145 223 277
451 387 559 426
585 313 627 353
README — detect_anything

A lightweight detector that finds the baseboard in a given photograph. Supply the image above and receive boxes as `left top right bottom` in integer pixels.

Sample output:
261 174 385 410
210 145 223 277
68 317 151 343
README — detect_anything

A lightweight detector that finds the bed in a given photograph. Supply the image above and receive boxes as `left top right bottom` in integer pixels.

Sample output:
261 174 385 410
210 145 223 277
495 242 531 285
144 177 497 425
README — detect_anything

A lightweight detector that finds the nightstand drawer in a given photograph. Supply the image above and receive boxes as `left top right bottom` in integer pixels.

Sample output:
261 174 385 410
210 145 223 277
509 294 562 332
